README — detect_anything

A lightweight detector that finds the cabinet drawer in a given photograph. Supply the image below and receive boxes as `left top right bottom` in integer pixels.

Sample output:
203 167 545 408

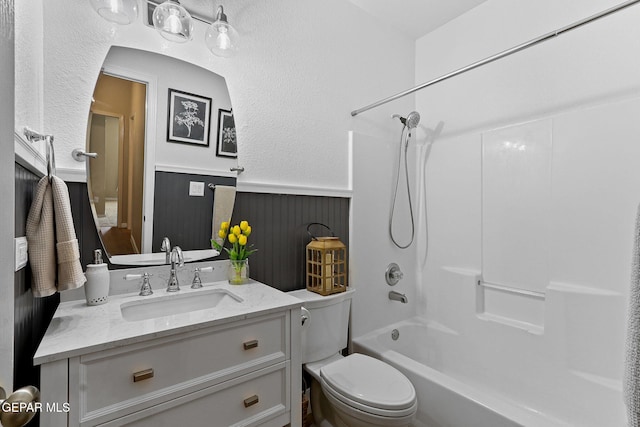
98 362 289 427
77 312 288 423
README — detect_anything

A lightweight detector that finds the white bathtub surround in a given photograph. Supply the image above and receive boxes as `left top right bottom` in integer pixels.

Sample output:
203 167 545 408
408 97 636 426
625 203 640 426
350 131 418 338
369 1 640 425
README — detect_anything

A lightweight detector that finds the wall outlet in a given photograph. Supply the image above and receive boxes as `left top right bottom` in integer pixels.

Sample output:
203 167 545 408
189 181 205 197
15 237 28 271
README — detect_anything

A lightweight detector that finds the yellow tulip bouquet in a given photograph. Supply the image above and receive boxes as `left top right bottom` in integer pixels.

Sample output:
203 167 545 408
212 220 257 261
212 220 257 284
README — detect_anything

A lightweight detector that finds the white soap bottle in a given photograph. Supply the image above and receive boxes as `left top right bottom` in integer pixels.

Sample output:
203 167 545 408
84 249 110 306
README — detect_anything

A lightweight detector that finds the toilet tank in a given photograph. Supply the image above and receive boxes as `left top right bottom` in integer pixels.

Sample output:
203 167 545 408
288 288 355 364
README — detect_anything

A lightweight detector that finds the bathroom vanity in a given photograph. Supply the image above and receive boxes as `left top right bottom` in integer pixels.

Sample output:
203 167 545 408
34 280 302 427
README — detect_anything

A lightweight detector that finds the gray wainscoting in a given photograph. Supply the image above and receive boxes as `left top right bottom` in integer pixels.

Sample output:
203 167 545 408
231 192 350 292
153 171 236 252
14 164 59 391
67 177 350 292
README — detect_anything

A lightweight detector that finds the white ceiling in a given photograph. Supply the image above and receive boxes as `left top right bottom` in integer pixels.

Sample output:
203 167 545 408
346 0 488 40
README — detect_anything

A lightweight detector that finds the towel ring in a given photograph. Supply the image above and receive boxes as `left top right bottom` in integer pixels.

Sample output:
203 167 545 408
45 136 55 182
23 127 56 181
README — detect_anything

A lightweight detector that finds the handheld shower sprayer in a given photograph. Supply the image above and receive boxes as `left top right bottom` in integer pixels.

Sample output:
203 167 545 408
392 111 421 129
389 110 422 249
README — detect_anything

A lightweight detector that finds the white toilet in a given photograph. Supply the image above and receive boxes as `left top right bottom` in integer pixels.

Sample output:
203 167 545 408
289 289 417 427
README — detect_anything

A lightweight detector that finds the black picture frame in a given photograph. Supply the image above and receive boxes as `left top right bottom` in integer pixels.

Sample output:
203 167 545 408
167 88 212 147
216 109 237 158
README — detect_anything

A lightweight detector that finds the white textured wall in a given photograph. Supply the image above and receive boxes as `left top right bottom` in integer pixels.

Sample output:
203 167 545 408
23 0 417 338
37 0 414 193
414 0 640 423
15 0 43 134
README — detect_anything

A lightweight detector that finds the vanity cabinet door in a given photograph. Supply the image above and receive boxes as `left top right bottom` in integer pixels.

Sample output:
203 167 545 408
72 312 289 426
96 362 290 427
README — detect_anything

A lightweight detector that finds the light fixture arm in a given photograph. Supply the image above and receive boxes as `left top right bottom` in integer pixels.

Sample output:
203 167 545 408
215 6 228 23
145 0 216 25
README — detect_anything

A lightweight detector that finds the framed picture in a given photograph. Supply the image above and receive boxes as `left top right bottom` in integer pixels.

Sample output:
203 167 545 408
216 109 237 158
167 89 212 147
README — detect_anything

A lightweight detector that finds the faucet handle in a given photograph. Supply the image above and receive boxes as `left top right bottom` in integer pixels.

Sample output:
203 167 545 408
124 272 154 296
139 273 153 296
191 266 214 289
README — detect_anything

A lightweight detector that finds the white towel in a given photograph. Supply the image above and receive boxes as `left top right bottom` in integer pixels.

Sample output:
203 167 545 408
26 177 57 297
26 176 86 297
625 203 640 426
51 176 86 291
211 185 236 244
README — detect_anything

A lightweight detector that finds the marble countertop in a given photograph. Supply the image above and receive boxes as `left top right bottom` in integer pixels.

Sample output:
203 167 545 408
34 280 302 365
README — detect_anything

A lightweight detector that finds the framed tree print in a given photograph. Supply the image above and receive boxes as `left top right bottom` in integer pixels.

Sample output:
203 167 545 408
216 109 237 158
167 89 212 147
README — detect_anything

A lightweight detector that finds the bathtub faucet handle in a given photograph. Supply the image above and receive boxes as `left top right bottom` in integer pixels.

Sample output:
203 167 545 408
385 263 404 286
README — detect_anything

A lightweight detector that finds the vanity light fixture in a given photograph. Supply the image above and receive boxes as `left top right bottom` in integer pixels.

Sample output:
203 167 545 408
205 5 239 57
152 0 194 42
91 0 239 57
90 0 139 25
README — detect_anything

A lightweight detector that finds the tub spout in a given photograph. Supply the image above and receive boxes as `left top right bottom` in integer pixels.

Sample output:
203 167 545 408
389 290 408 303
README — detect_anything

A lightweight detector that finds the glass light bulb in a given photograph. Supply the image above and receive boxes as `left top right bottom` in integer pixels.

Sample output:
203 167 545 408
166 12 182 34
152 0 193 43
216 28 231 50
205 21 239 57
90 0 138 25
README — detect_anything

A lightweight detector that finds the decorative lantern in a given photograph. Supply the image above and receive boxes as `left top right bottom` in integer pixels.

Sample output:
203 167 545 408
306 223 347 296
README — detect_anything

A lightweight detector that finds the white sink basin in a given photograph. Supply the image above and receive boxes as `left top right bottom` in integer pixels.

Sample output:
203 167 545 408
120 288 243 322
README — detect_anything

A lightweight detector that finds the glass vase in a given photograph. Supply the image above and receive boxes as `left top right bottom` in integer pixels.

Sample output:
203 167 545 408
228 258 249 285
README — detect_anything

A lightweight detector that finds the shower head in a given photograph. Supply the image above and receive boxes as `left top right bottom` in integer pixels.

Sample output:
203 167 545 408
392 111 421 129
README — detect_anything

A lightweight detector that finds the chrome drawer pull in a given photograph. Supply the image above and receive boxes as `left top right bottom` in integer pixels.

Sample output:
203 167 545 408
243 395 259 408
243 339 258 350
132 368 154 383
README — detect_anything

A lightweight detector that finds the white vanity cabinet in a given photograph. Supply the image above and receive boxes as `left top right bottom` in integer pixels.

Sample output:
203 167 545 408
36 282 302 427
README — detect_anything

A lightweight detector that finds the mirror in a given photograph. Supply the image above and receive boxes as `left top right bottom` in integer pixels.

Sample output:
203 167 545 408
87 46 237 265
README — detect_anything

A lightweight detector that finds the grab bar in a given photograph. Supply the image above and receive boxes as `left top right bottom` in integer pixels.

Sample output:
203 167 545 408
477 280 545 299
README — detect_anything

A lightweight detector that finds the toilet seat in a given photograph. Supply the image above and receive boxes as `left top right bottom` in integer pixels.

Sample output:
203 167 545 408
319 353 417 418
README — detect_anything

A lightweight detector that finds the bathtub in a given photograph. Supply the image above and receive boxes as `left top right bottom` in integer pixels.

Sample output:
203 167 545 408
352 317 577 427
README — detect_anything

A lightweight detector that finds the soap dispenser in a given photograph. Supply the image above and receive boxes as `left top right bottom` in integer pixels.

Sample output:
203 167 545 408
84 249 110 306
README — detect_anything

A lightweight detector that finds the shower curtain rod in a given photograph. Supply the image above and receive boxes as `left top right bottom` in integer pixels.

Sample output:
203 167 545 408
350 0 640 117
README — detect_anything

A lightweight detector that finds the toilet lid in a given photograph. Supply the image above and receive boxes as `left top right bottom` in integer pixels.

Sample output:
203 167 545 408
319 353 416 411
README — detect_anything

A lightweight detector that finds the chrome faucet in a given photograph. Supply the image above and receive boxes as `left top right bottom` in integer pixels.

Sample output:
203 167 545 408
161 237 171 264
166 246 184 292
389 290 408 303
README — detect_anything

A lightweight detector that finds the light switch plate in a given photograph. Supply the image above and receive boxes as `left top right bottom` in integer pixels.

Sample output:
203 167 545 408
15 236 28 271
189 181 205 197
